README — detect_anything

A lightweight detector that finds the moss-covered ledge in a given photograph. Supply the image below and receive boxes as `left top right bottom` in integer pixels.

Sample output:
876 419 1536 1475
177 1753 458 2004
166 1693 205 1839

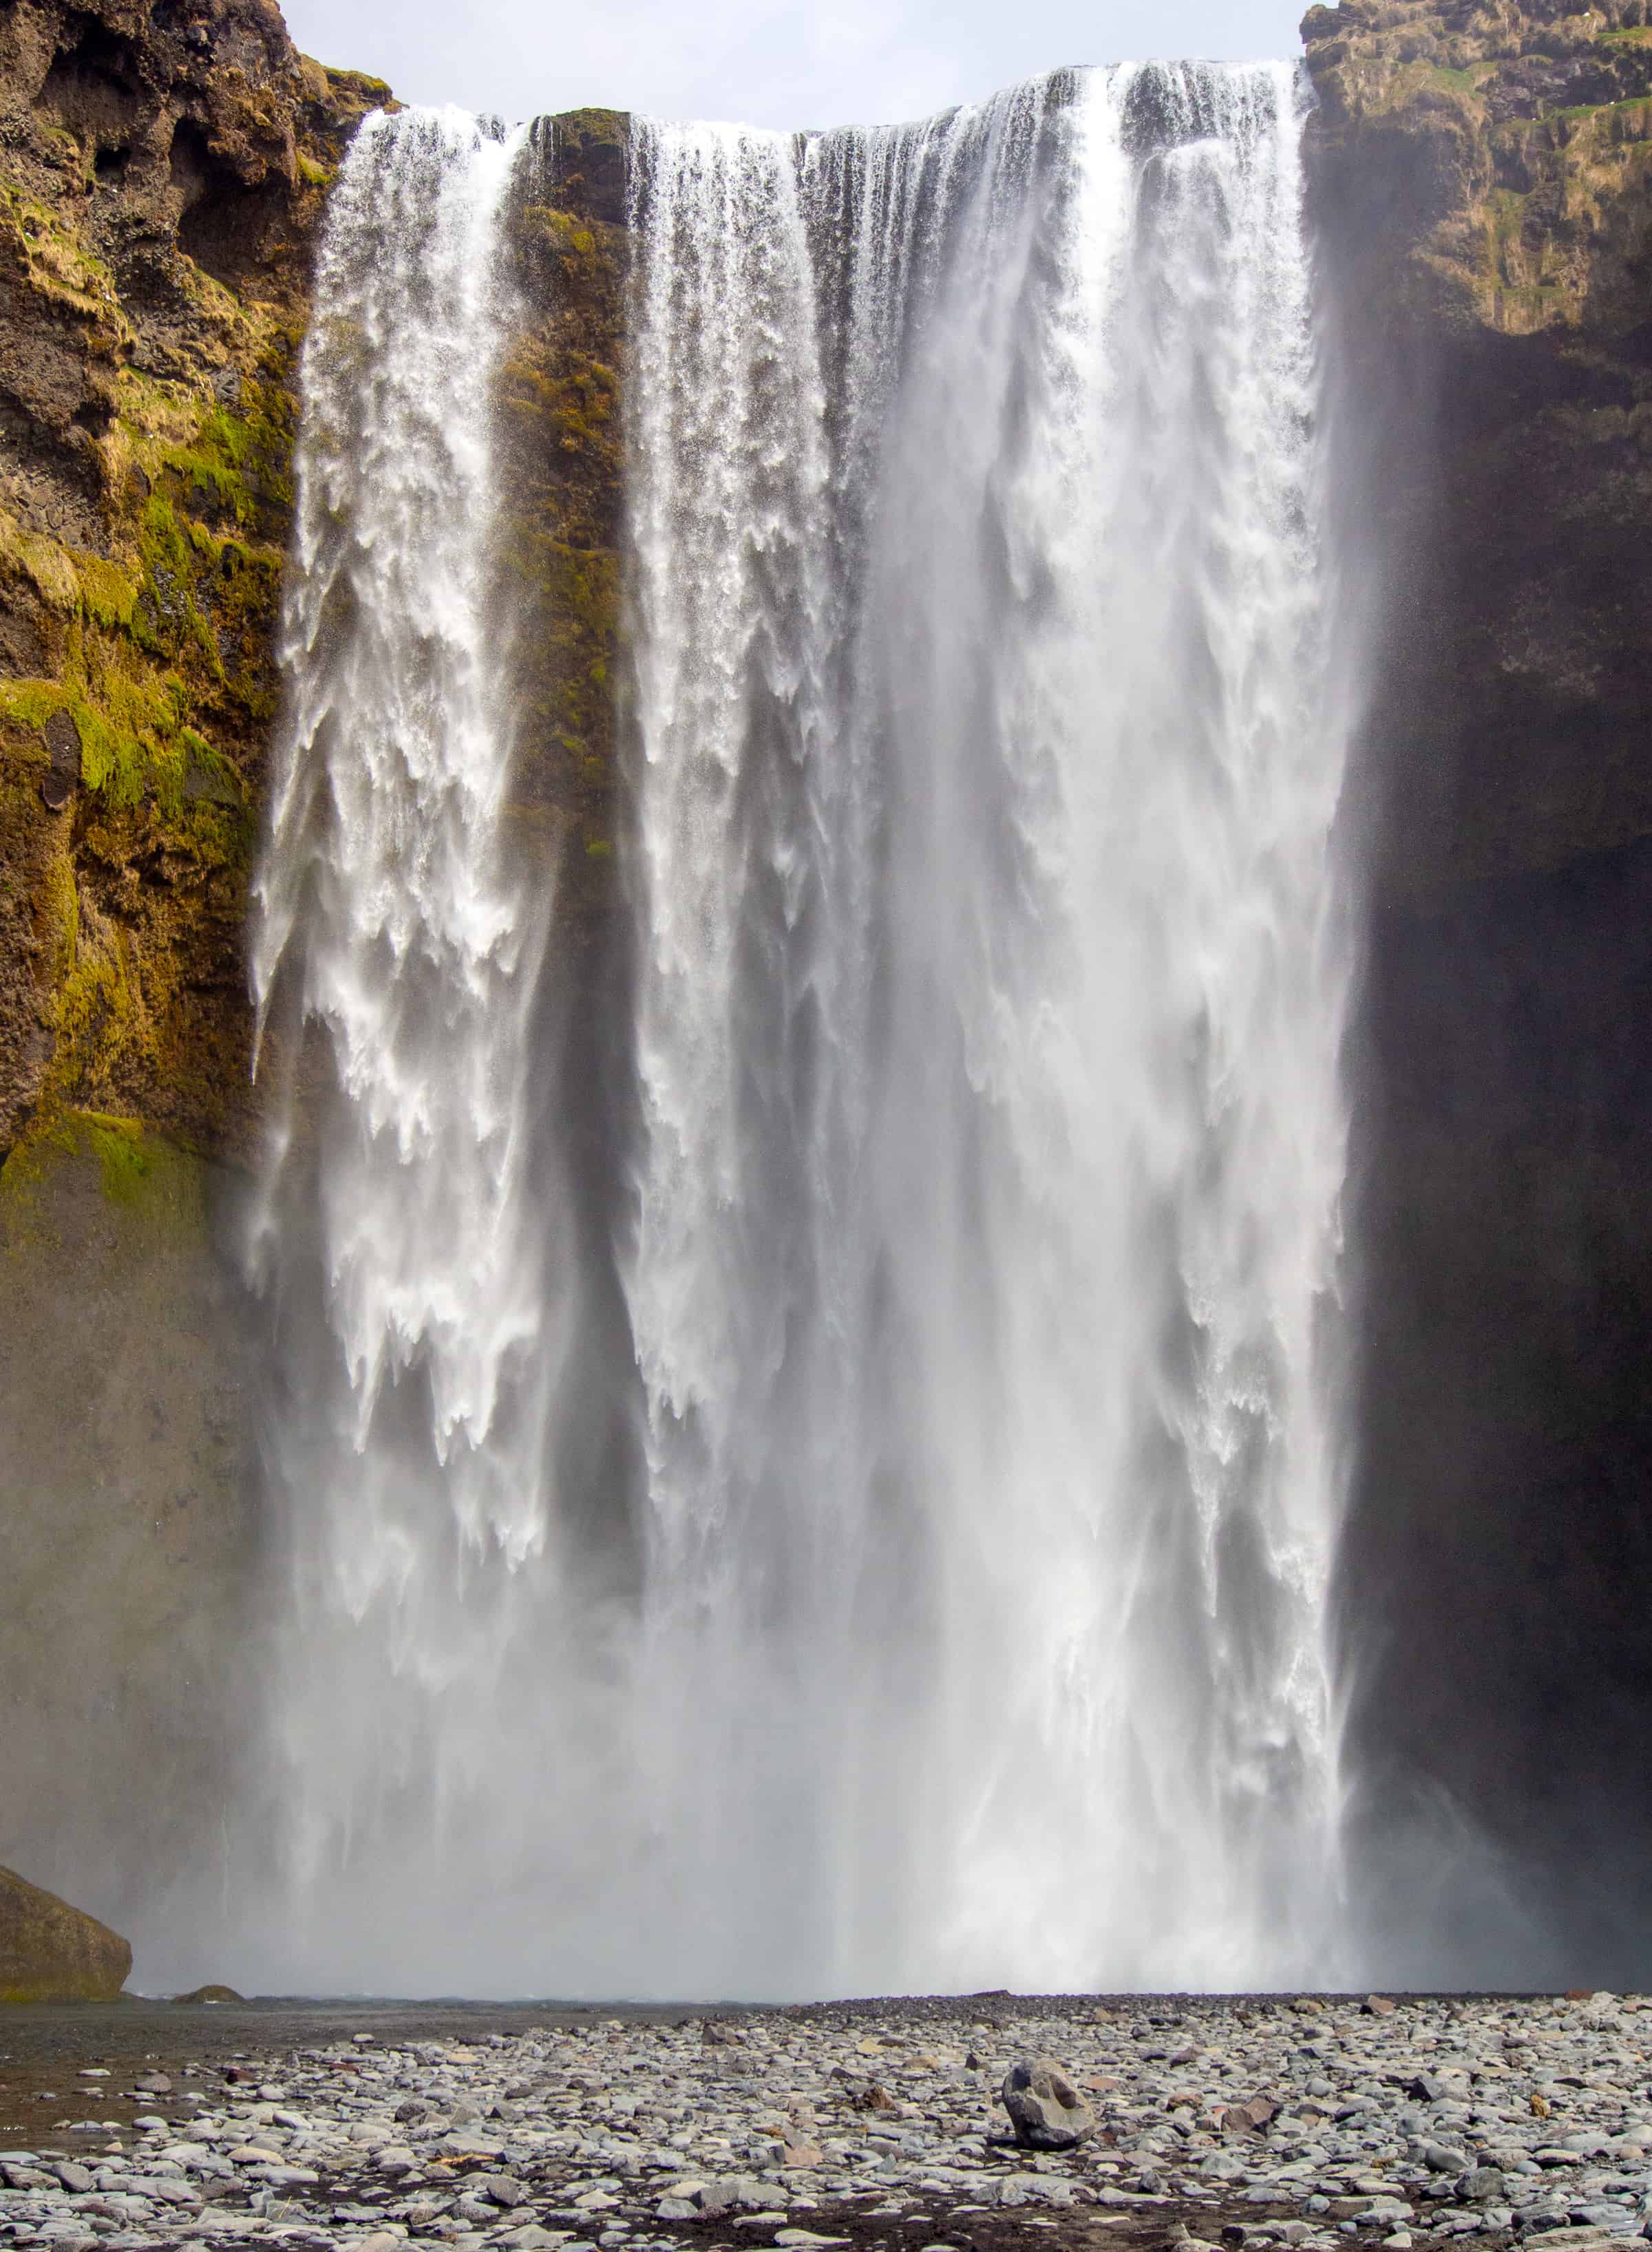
495 110 629 939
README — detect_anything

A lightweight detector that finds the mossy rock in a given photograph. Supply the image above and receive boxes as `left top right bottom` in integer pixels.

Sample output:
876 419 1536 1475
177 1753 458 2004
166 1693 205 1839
0 1864 131 2002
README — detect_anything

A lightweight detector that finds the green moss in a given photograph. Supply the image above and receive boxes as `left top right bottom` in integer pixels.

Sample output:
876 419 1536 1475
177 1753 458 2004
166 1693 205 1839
78 555 138 630
0 511 81 615
162 394 293 531
1556 96 1652 125
1496 279 1571 329
0 679 78 734
0 111 317 1161
324 67 394 103
553 107 627 145
583 834 613 860
81 1111 158 1204
1428 62 1494 94
0 183 124 324
1 1108 204 1227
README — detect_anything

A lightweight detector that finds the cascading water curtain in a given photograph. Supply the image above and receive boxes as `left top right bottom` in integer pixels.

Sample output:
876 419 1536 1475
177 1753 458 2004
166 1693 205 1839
244 106 586 1984
242 63 1353 1997
623 62 1353 1996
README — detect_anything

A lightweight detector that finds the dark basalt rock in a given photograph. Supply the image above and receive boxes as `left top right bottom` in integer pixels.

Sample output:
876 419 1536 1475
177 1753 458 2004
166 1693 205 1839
1305 0 1652 1975
38 705 77 807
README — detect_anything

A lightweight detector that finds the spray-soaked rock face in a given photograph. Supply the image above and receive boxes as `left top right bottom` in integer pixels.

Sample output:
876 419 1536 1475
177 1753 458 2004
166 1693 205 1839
1302 0 1652 1980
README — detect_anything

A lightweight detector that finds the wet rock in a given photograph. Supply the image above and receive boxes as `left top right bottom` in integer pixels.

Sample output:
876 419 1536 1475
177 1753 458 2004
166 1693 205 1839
1231 2095 1282 2132
8 1988 1644 2252
849 2079 898 2112
173 1982 247 2002
473 2171 531 2206
39 710 80 811
0 1863 130 2001
1001 2055 1095 2149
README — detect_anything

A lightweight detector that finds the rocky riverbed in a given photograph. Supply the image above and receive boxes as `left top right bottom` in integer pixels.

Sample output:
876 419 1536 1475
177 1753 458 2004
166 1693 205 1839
2 1995 1651 2252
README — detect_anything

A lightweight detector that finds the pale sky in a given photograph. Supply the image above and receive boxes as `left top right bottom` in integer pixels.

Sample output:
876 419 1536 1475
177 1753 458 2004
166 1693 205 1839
279 0 1315 135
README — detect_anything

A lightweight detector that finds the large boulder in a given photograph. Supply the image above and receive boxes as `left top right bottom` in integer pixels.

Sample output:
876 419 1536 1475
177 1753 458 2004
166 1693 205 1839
0 1865 131 2001
1001 2055 1095 2150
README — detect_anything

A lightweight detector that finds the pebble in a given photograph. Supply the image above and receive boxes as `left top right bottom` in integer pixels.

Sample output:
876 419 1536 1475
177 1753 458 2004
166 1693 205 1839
4 1997 1652 2251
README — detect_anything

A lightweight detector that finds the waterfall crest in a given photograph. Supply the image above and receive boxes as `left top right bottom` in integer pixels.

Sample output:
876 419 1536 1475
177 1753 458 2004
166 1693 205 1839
245 66 1353 1996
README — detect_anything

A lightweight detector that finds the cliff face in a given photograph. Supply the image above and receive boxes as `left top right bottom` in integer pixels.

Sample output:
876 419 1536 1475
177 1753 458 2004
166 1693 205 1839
0 0 388 1933
1306 2 1652 1973
1306 0 1652 899
0 0 391 1164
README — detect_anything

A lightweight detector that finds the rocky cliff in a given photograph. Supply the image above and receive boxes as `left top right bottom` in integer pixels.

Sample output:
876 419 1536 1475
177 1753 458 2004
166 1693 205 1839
0 0 391 1163
1304 2 1652 1974
0 0 383 1935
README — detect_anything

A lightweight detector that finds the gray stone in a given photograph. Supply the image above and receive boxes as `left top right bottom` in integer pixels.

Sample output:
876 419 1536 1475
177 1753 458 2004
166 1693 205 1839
473 2174 531 2209
145 2179 200 2207
1001 2057 1095 2151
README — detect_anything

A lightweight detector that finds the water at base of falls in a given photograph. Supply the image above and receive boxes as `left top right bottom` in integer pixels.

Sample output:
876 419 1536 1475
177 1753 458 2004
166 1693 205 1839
242 65 1353 1999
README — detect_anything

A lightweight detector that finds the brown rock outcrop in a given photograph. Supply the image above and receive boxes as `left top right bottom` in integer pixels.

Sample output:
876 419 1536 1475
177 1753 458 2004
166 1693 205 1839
0 1862 131 1999
0 0 387 1162
1306 0 1652 900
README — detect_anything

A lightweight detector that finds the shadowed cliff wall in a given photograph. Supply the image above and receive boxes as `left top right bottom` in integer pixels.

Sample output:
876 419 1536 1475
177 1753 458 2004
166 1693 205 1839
1305 0 1652 1977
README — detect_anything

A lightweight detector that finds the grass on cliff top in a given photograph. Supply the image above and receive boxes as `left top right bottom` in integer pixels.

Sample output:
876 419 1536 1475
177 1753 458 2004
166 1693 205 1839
0 182 127 333
1556 94 1652 126
1428 61 1496 94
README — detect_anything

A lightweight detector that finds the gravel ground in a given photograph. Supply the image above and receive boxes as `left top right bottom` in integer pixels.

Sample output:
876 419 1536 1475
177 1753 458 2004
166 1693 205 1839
2 1993 1649 2252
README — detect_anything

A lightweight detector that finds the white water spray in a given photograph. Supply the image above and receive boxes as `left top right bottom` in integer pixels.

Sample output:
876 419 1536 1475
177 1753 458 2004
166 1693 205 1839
622 63 1351 1993
246 66 1353 1997
246 107 577 1977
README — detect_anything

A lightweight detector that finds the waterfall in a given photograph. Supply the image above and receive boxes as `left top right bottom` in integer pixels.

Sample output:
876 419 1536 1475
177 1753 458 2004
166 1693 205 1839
622 61 1350 1995
244 64 1352 1996
245 106 575 1978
